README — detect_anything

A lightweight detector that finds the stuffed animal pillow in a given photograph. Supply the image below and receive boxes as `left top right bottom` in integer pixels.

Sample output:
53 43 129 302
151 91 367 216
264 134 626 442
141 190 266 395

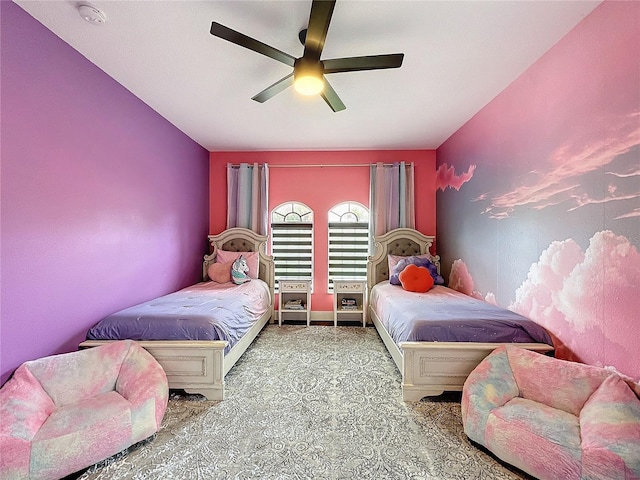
399 264 434 293
231 255 251 285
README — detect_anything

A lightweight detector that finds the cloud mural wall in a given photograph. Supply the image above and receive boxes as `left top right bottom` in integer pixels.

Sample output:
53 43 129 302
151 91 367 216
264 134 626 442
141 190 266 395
435 163 476 192
510 231 640 376
449 259 497 305
436 1 640 380
477 115 640 220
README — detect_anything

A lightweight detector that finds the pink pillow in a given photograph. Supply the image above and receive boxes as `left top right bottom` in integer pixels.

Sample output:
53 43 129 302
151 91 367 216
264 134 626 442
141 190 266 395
216 250 259 279
207 261 232 283
387 254 404 275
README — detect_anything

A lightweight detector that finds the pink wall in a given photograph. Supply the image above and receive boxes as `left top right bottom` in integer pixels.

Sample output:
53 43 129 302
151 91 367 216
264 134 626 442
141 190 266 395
436 0 639 380
210 150 436 310
1 2 209 385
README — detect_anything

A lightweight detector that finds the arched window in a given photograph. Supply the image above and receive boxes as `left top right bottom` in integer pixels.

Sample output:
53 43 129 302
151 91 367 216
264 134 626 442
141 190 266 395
271 202 314 291
327 202 369 291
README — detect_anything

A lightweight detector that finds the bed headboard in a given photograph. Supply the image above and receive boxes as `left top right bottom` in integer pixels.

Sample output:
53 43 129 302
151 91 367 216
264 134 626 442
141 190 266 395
204 228 275 302
367 228 438 296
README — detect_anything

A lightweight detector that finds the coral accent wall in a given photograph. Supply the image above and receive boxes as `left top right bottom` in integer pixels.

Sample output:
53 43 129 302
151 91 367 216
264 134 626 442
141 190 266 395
210 150 436 311
437 0 639 380
1 3 209 385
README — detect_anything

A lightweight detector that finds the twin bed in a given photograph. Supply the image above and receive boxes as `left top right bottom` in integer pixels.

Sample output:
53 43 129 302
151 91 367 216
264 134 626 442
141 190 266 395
367 228 554 401
80 228 274 401
81 226 553 403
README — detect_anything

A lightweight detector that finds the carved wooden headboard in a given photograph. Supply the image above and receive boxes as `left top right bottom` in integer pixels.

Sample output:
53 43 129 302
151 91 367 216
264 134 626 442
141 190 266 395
366 228 438 296
203 228 275 303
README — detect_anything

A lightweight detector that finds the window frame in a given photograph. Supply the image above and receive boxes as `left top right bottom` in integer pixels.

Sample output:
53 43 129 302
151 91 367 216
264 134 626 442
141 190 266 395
270 201 314 292
327 201 370 293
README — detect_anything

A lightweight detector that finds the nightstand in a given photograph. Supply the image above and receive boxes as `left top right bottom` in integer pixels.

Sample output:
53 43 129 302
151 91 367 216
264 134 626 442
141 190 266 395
278 279 311 326
333 280 366 327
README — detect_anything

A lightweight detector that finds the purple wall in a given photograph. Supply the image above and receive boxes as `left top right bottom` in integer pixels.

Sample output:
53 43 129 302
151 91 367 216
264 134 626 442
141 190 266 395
436 1 639 380
1 2 209 385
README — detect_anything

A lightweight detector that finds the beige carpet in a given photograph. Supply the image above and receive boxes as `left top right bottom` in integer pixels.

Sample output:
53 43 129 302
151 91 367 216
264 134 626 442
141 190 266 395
76 325 530 479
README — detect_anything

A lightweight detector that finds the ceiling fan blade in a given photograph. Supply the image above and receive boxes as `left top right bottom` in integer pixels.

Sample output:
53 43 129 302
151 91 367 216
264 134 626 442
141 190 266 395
210 22 296 67
303 0 336 60
323 53 404 74
251 73 295 103
320 77 345 112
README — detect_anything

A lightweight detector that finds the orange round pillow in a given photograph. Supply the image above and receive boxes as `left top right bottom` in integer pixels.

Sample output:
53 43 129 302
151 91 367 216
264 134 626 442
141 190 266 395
398 264 434 293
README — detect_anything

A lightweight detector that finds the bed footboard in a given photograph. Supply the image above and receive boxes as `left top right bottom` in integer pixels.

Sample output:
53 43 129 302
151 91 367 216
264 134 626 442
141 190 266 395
371 304 554 401
400 342 554 401
79 340 227 401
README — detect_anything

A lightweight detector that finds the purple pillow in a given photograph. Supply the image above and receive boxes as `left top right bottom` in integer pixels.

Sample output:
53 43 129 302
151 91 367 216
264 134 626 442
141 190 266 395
390 255 444 286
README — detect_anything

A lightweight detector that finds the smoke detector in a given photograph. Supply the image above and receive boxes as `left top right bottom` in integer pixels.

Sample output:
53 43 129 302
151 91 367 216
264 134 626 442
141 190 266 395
77 3 106 25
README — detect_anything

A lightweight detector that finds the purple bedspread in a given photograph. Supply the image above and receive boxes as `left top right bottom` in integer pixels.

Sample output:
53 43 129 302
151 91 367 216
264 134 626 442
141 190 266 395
370 283 552 345
87 280 271 353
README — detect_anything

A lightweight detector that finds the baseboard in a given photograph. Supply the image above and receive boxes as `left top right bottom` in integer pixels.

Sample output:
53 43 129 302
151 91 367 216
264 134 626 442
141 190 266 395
273 311 368 325
310 311 334 321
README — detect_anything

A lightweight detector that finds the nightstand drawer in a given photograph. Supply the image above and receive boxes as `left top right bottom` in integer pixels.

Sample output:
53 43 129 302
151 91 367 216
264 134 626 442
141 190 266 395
334 282 364 293
279 281 309 292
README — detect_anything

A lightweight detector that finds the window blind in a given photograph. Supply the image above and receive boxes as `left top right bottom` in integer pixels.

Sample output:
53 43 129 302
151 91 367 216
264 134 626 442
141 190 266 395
271 222 314 291
328 222 369 291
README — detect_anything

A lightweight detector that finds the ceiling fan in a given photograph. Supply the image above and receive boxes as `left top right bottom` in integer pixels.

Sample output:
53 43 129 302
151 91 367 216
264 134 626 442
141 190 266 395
210 0 404 112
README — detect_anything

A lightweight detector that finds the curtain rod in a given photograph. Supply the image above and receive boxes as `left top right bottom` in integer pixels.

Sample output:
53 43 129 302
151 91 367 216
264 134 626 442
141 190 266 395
228 162 412 168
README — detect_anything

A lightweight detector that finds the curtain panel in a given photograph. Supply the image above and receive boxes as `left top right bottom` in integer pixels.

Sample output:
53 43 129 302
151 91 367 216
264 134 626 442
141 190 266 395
226 163 269 235
369 162 415 252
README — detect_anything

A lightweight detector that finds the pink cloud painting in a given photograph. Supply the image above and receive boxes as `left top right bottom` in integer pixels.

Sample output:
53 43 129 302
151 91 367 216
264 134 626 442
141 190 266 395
435 163 476 192
450 231 639 380
510 231 640 380
478 114 640 219
448 259 496 304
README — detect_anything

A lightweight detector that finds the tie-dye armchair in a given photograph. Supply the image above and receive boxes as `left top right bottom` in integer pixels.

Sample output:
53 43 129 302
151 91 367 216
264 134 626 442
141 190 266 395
0 340 168 480
462 345 640 480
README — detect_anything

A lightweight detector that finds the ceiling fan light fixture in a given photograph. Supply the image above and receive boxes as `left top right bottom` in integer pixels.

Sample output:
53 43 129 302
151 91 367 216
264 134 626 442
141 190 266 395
294 58 324 96
294 74 324 96
209 0 404 110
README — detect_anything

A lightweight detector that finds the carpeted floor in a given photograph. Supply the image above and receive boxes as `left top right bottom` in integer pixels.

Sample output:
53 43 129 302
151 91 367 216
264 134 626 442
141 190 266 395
76 325 531 479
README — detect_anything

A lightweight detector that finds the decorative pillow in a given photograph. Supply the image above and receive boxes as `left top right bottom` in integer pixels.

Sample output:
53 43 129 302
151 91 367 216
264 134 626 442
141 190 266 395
207 261 232 283
231 255 251 285
387 254 406 276
216 250 259 279
390 255 444 286
388 254 433 278
399 264 434 293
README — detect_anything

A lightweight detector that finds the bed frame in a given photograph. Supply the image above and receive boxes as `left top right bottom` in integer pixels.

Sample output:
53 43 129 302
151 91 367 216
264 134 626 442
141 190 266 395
367 228 554 402
80 228 274 401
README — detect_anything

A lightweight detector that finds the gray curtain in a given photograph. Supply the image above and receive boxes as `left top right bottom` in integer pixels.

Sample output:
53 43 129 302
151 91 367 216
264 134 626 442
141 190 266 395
226 163 269 235
369 161 415 252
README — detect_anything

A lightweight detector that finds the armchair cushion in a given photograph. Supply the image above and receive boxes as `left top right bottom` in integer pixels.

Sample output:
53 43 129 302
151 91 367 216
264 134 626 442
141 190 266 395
485 397 582 480
507 346 611 416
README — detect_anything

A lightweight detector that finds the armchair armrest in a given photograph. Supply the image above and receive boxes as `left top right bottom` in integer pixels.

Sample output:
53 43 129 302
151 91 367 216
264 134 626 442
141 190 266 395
116 341 168 439
580 375 640 479
0 365 55 478
462 345 519 445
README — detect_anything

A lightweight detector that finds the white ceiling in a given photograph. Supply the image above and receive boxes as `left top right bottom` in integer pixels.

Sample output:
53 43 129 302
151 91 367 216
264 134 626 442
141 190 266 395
15 0 601 152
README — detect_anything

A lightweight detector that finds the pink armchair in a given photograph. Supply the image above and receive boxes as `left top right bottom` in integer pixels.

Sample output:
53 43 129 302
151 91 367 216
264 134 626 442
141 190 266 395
0 340 168 480
462 345 640 480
